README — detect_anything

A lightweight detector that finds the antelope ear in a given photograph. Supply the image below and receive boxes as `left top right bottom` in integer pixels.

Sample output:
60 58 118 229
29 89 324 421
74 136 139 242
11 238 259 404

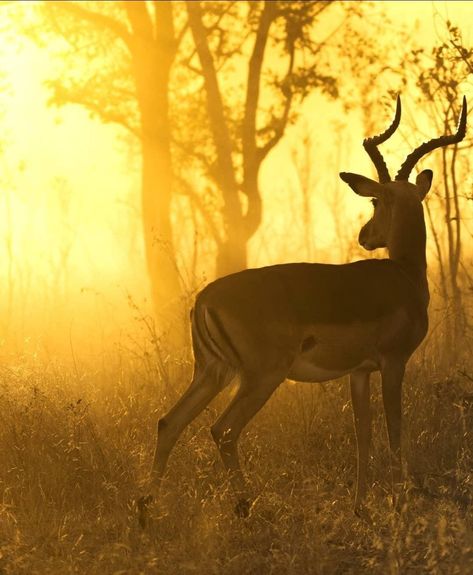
415 169 433 200
339 172 383 197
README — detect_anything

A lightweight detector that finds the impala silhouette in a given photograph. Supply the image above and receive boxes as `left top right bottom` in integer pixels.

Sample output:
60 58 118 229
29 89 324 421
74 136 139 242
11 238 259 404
147 96 467 519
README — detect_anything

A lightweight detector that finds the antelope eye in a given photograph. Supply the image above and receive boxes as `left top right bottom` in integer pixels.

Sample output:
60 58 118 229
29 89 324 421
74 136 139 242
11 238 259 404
371 198 378 208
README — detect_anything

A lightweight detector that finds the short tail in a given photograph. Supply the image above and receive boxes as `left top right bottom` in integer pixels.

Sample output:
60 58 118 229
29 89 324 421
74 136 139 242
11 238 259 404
191 303 241 368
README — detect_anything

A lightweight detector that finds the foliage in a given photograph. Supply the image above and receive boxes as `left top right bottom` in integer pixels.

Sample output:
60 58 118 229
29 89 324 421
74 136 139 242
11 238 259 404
26 2 139 137
177 0 351 275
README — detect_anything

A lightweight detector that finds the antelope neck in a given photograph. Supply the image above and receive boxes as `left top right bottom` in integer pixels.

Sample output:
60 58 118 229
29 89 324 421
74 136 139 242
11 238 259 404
387 199 429 305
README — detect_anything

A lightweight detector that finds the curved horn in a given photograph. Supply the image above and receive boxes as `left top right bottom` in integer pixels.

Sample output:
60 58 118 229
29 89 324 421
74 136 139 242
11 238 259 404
363 95 401 183
396 96 467 181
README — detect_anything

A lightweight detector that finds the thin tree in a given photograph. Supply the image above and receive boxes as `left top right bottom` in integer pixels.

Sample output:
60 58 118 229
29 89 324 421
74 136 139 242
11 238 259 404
406 25 472 355
184 1 340 276
24 1 186 344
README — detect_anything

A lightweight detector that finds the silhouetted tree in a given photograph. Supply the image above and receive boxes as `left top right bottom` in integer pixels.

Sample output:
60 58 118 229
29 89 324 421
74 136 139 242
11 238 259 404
25 1 186 344
184 1 341 276
22 0 390 343
406 23 472 357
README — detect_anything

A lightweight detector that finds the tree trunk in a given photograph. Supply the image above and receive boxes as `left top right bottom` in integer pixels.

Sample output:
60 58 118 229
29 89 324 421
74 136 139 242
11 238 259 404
126 1 187 347
141 139 186 346
216 224 248 277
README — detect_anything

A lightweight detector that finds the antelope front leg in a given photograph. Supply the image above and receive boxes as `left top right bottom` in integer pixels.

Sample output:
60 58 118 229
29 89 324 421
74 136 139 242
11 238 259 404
350 370 371 514
381 357 406 508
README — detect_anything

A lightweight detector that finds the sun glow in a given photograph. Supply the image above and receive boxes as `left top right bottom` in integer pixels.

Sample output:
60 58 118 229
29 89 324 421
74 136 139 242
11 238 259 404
0 1 470 357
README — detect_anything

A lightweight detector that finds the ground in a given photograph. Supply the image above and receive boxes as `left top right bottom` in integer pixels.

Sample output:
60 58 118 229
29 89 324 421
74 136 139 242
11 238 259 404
1 345 473 574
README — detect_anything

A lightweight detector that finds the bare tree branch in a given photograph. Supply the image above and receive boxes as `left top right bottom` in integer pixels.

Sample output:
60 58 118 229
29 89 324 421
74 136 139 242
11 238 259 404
258 38 296 161
50 2 132 49
50 83 140 137
175 174 223 246
187 1 239 198
242 1 276 180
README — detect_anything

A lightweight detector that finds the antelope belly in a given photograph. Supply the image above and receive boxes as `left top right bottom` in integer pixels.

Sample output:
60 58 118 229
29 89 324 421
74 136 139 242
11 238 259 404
287 322 380 383
287 360 351 383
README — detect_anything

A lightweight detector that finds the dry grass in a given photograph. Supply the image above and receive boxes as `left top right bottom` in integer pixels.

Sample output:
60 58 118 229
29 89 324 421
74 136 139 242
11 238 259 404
1 343 473 574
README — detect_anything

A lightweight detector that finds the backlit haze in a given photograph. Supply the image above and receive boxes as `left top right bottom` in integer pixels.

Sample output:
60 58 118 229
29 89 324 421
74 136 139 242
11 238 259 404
0 1 471 359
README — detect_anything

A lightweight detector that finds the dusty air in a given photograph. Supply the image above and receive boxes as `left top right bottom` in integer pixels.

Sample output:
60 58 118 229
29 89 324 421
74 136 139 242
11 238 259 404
0 2 472 574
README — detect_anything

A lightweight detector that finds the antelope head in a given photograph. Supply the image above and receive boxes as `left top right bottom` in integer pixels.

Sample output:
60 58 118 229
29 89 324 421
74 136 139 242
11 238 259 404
340 96 467 255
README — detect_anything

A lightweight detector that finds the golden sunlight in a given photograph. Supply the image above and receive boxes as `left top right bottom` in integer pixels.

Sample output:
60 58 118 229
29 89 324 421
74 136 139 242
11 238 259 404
0 2 473 572
0 0 470 355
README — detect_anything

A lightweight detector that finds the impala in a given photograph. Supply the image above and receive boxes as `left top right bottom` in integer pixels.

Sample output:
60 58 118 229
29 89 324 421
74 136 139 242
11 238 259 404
149 97 467 518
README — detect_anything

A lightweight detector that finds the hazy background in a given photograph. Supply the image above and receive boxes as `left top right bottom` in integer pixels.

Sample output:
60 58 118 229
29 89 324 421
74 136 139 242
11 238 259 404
0 1 471 359
1 3 473 574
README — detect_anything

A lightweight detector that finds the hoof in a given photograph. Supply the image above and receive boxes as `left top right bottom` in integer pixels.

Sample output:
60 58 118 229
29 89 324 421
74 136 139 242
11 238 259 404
137 494 153 529
234 498 251 518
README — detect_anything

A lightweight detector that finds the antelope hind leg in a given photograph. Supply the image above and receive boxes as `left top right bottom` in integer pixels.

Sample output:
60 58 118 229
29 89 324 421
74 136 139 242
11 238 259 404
211 371 283 517
138 361 229 527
